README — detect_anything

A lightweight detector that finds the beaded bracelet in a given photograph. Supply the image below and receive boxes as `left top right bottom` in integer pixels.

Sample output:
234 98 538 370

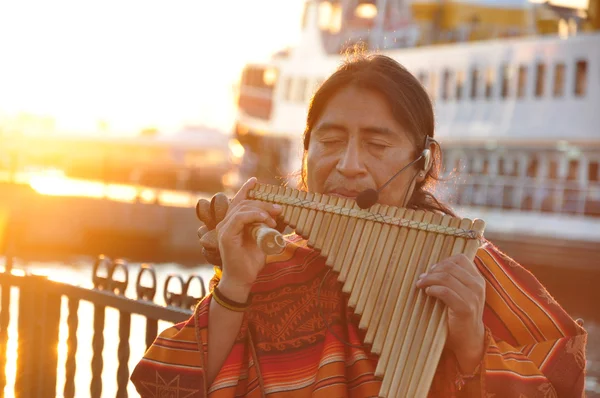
212 285 250 312
455 362 481 391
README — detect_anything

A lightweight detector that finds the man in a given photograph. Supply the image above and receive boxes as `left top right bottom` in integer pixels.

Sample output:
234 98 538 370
132 54 587 397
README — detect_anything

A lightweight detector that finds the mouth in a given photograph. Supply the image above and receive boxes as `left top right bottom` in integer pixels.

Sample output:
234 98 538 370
326 188 362 199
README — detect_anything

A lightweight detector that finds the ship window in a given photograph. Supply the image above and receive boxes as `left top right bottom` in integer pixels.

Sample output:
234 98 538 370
318 1 342 33
567 160 579 181
501 64 510 99
470 67 479 100
574 59 587 97
589 161 599 182
517 65 527 98
253 68 263 87
442 69 452 100
485 67 494 99
535 62 546 98
500 156 518 177
526 156 538 178
318 2 333 30
482 158 490 174
456 71 464 100
553 63 565 97
548 159 559 179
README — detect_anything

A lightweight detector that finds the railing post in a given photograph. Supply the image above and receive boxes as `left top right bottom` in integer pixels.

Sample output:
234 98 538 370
0 262 12 398
15 274 61 398
90 303 105 398
63 298 79 398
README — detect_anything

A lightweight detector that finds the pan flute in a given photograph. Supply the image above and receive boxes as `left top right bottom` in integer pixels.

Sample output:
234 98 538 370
247 183 485 398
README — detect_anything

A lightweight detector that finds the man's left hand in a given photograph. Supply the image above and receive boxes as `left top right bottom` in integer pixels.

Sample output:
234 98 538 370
416 253 486 373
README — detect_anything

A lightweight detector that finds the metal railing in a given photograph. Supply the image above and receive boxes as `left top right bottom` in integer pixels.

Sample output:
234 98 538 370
446 175 600 216
0 256 206 398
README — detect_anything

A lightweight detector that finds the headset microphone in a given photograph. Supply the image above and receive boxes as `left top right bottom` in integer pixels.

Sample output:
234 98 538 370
356 146 432 210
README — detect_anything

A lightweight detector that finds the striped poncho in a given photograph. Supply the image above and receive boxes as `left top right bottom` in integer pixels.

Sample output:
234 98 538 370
131 235 587 397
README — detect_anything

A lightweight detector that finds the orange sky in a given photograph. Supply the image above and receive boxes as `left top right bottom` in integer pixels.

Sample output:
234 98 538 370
0 0 304 136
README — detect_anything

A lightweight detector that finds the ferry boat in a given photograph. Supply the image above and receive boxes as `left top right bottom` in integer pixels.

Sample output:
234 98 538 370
232 0 600 276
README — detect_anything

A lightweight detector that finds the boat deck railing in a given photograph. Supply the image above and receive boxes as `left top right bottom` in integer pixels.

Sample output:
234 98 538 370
0 256 203 398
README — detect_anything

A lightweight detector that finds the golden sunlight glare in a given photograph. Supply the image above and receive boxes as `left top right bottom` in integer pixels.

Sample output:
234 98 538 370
529 0 590 8
0 0 304 136
355 3 378 19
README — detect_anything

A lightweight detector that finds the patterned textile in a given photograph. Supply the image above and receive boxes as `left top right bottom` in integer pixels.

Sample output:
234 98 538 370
131 235 587 397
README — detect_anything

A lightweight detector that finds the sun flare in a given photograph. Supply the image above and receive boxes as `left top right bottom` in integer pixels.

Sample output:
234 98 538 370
0 0 304 136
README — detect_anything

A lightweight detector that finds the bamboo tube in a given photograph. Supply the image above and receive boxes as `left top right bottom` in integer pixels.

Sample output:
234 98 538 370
349 205 394 309
303 193 321 242
339 204 380 284
249 224 286 255
329 201 361 273
385 214 449 395
293 191 311 235
364 209 420 346
282 187 295 226
411 218 483 398
343 205 387 295
398 214 455 396
374 211 433 372
320 197 345 258
324 198 354 267
308 194 329 247
358 208 405 323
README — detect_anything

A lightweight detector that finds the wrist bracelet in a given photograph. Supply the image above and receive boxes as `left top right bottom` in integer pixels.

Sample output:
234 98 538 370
455 362 481 391
212 285 250 312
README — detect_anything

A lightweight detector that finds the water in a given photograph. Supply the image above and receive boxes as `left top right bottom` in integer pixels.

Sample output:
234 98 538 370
1 257 599 397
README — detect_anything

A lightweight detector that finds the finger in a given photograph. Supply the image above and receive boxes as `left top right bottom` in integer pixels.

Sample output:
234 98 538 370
422 285 471 317
196 199 215 228
428 258 482 292
444 254 481 278
222 201 282 230
416 269 473 305
200 230 219 251
421 264 485 302
219 209 274 237
235 200 282 216
202 247 222 266
230 177 258 209
211 193 230 224
197 224 209 239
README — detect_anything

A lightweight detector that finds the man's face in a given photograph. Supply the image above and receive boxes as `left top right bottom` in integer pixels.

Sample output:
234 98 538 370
306 85 422 207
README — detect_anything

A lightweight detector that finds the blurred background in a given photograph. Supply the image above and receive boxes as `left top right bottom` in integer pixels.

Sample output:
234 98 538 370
0 0 598 396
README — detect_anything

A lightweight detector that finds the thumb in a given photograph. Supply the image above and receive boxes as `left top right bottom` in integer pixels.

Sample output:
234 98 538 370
230 177 257 208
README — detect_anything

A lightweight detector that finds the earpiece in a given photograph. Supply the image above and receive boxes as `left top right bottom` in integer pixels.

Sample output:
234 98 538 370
420 135 435 175
421 148 432 173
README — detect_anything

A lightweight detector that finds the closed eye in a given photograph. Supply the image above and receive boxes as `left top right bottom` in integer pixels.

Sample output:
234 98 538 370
320 139 344 145
368 141 390 150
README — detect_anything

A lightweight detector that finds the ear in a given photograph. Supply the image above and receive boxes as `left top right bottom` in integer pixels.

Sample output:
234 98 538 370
416 137 436 183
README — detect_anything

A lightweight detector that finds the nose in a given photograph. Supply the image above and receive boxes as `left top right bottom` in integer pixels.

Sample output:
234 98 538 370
336 139 367 178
